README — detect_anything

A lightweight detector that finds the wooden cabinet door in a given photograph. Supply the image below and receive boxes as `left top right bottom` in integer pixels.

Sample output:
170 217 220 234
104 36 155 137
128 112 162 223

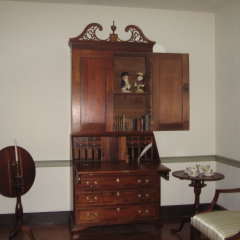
152 53 189 130
71 50 113 132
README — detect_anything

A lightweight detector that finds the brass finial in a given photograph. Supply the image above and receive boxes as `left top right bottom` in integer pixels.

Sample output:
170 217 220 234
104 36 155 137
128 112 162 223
109 21 118 42
111 21 116 34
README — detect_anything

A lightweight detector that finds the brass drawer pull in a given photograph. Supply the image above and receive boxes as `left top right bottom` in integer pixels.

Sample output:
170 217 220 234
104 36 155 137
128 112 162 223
138 209 149 215
116 178 120 183
116 192 120 197
117 207 121 212
138 179 150 185
86 212 98 218
138 193 150 199
76 173 81 183
86 195 98 202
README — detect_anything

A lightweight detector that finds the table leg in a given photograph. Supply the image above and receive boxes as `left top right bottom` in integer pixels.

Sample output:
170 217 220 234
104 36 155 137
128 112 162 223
194 185 202 212
191 180 206 213
171 181 206 234
171 217 189 233
9 194 36 240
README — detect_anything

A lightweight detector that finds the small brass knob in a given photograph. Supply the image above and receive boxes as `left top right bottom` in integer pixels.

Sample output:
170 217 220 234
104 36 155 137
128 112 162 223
117 207 120 212
116 178 120 183
145 179 149 183
137 179 142 184
116 192 120 196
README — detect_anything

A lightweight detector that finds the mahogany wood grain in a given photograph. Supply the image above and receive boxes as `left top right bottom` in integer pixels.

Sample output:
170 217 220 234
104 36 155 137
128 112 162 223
69 23 190 239
152 53 189 130
0 146 35 198
71 133 170 237
71 50 113 133
70 23 189 133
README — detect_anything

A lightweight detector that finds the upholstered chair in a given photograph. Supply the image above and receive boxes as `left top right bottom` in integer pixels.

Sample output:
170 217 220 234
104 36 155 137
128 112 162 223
191 188 240 240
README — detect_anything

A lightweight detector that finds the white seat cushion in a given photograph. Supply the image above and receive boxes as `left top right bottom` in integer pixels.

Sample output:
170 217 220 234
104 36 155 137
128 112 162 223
191 210 240 240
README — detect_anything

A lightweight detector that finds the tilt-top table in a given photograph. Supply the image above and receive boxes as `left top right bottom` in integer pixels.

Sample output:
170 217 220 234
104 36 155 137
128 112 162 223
0 146 36 240
171 170 225 233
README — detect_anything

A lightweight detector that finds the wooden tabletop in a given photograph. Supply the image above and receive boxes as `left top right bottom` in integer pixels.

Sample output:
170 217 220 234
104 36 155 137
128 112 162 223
0 146 36 198
172 170 224 182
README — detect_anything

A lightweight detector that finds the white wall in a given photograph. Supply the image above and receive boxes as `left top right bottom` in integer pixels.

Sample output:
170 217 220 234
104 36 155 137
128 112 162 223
0 1 216 213
216 162 240 210
215 0 240 161
215 0 240 210
0 167 72 213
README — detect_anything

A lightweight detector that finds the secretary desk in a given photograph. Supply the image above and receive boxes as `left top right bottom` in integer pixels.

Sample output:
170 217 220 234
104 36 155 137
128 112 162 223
69 22 188 239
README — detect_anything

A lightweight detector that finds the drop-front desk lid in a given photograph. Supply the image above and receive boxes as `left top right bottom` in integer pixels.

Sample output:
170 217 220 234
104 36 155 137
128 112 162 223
74 160 170 180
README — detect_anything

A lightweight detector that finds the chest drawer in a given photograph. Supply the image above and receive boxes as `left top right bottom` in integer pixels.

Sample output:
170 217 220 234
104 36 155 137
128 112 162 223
76 173 157 189
75 204 158 224
76 189 159 205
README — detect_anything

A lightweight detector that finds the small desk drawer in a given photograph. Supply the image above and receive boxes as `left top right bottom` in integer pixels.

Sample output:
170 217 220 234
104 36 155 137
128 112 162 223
76 190 159 205
76 174 157 189
76 204 158 224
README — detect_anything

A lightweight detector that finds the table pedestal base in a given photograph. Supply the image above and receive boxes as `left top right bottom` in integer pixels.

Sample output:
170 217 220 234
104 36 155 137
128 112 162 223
9 195 36 240
171 170 224 234
171 180 206 233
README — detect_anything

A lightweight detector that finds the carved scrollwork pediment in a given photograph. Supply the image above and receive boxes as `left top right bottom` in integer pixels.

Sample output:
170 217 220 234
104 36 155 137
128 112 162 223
69 22 155 46
124 25 154 43
71 23 104 42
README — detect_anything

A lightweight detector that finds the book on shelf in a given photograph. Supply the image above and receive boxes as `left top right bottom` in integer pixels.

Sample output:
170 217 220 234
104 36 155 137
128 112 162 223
114 114 150 131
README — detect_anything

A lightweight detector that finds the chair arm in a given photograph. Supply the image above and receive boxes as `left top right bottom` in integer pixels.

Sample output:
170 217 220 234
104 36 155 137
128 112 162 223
203 188 240 213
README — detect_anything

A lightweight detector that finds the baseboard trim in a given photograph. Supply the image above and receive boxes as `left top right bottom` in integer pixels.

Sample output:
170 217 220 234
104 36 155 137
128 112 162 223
0 211 70 226
0 204 225 226
160 203 224 220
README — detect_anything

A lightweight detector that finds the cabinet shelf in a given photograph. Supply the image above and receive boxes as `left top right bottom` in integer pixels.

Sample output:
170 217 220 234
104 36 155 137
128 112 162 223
113 92 150 96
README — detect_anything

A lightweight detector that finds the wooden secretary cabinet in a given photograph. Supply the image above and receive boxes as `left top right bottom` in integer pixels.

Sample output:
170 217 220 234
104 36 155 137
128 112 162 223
70 24 189 133
69 23 189 239
71 133 170 238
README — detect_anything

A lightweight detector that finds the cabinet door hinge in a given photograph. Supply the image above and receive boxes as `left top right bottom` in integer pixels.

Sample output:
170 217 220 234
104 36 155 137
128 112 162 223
183 83 189 92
